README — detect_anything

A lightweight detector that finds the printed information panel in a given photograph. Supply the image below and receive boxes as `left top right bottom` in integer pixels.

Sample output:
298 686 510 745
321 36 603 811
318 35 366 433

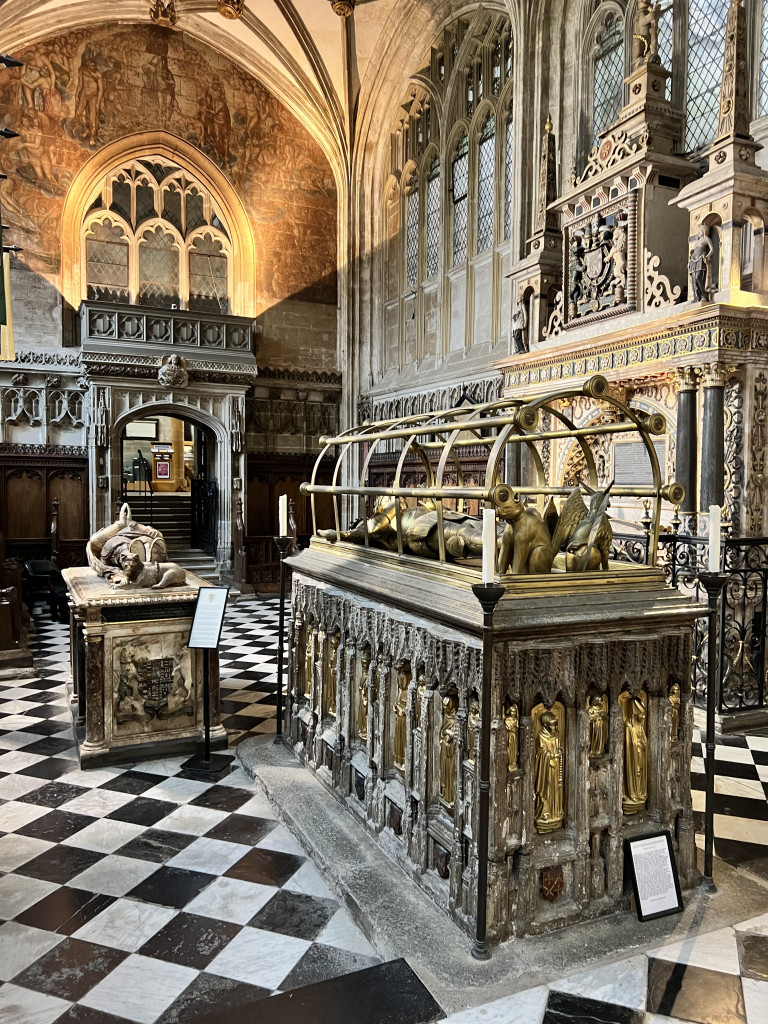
188 586 229 650
625 831 683 922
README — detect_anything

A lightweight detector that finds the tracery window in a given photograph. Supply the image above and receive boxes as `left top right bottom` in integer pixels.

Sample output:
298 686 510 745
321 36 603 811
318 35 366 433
592 12 624 144
759 0 768 116
686 0 727 151
476 114 496 253
426 159 441 279
452 135 469 266
406 185 420 288
82 158 231 312
504 113 514 241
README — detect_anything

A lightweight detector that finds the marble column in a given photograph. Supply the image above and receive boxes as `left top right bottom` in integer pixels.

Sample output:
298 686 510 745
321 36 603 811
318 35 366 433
675 367 699 515
81 627 107 756
699 363 730 511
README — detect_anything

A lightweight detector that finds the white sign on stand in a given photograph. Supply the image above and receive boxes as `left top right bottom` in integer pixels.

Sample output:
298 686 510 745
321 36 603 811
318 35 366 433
189 586 229 650
625 831 683 922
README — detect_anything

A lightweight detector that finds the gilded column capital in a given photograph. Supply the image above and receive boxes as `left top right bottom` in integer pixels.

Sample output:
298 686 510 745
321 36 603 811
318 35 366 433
672 366 700 392
700 363 736 388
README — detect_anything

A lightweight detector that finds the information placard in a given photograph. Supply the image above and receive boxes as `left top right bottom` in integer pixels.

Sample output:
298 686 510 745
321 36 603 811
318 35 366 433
625 831 683 922
188 586 229 650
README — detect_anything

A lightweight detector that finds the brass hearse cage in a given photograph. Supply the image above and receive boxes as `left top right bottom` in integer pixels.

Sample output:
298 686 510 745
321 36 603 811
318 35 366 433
300 374 684 571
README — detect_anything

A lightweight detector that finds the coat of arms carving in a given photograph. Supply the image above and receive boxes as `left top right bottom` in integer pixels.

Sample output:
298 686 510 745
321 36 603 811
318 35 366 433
567 207 631 323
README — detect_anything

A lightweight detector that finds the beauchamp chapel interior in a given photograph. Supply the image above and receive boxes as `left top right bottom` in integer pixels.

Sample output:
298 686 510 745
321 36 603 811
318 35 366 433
1 1 768 1024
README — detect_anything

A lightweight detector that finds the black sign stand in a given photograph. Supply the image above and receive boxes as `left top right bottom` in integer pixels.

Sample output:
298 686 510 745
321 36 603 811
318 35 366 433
182 586 233 775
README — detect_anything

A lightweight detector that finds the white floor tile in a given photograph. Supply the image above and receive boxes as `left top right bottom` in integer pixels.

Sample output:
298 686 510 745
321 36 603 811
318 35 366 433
59 787 137 817
141 776 211 804
256 823 305 857
0 732 48 751
0 773 46 799
647 926 740 975
714 776 767 800
550 955 647 1010
0 750 47 772
134 756 188 776
0 833 54 872
235 793 277 819
206 926 310 989
746 736 768 752
317 908 378 958
743 977 768 1024
69 853 161 896
58 766 130 788
184 876 277 924
153 804 229 835
737 912 768 935
441 985 549 1024
167 836 251 874
0 874 58 919
61 818 146 854
0 921 64 982
0 982 71 1024
74 897 178 952
713 813 768 845
283 860 334 899
79 953 198 1024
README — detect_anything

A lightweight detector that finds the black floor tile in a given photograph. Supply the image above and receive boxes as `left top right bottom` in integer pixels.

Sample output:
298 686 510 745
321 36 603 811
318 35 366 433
713 791 768 821
219 714 260 732
198 958 444 1024
53 1005 137 1024
13 937 127 1000
19 781 89 808
204 814 275 846
16 886 116 934
542 991 642 1024
16 809 96 842
738 931 768 982
22 704 66 719
14 845 105 884
279 942 381 992
189 785 252 813
249 890 337 941
99 771 164 796
714 837 768 881
752 748 768 765
18 757 77 780
157 971 270 1024
116 828 196 863
19 719 72 736
646 958 746 1024
107 796 178 827
138 911 242 969
127 865 216 908
224 847 304 887
20 735 77 756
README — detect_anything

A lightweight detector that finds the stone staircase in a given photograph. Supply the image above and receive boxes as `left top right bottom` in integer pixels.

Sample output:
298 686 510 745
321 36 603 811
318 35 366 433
123 493 219 584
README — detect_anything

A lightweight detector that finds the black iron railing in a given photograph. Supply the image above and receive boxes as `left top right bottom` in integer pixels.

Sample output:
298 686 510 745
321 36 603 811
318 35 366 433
192 478 218 555
120 452 154 524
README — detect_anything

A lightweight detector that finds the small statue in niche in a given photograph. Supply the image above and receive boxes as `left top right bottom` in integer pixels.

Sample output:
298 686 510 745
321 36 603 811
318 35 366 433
620 691 648 814
304 624 314 699
158 354 188 389
358 648 370 740
393 664 411 772
327 631 340 717
668 682 681 741
439 692 459 811
587 691 609 758
632 0 660 68
533 705 565 833
503 698 518 771
467 694 480 763
607 224 627 301
511 295 528 354
688 225 714 302
415 669 426 728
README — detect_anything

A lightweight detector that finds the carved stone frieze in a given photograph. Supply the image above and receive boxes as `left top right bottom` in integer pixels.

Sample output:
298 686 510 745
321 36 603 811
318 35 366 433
644 249 682 308
565 202 633 324
724 378 745 530
368 376 502 424
0 443 87 457
747 372 767 536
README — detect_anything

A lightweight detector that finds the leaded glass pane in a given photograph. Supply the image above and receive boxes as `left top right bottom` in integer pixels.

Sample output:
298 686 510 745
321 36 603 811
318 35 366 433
162 186 182 233
477 115 495 253
592 15 624 143
657 1 673 99
452 135 469 266
426 162 440 279
406 189 419 287
686 0 727 151
759 0 768 116
504 115 514 241
185 190 205 235
466 72 474 116
135 181 156 226
137 226 180 308
110 178 131 223
189 233 228 314
86 219 129 303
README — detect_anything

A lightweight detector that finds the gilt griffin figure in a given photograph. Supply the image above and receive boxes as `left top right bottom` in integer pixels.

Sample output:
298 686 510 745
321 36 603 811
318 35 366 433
551 481 614 571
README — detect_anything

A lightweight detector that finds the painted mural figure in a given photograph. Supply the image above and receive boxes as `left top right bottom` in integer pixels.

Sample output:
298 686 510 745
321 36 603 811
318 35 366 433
75 57 104 145
439 693 458 811
17 110 58 186
393 665 410 772
201 80 230 162
534 710 564 833
19 51 62 119
621 692 648 814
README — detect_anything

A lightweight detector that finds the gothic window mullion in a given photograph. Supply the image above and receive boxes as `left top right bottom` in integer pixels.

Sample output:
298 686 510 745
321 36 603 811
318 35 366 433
451 135 469 266
476 114 496 254
758 0 768 116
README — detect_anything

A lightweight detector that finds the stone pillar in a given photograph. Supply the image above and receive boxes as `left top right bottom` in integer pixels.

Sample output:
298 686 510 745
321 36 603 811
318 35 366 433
699 363 729 511
675 367 699 515
81 625 107 756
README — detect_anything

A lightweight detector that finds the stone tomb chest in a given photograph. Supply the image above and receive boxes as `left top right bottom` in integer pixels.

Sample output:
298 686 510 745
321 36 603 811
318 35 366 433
63 567 227 767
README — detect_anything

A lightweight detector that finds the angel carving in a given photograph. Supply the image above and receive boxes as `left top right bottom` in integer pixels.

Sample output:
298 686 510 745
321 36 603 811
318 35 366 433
550 481 613 572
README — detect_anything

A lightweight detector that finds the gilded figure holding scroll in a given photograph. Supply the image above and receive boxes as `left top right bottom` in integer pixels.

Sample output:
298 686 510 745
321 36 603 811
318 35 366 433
439 693 459 811
533 705 565 833
587 691 609 758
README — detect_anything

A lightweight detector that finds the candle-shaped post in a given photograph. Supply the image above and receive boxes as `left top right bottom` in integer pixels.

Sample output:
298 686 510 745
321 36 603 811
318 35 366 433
279 493 288 537
708 504 721 572
482 507 496 584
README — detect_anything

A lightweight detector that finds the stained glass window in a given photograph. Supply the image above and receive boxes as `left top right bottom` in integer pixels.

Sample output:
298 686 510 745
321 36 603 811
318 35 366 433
86 219 129 303
686 0 727 151
476 114 495 253
406 188 419 288
759 0 768 116
452 135 469 266
592 14 624 144
138 226 180 308
426 160 440 279
189 233 228 314
504 114 514 241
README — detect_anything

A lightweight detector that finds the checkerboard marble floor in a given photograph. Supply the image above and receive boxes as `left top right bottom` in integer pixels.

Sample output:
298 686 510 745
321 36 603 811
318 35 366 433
2 597 768 1024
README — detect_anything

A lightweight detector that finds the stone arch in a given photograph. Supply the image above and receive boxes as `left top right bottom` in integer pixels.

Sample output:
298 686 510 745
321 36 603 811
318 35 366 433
61 131 257 316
